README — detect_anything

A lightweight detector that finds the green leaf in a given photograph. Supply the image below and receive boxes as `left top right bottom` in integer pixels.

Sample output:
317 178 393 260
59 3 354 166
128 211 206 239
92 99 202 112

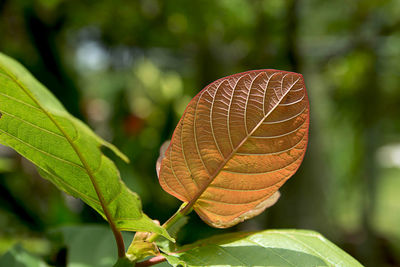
126 241 159 262
164 229 363 267
0 52 171 239
127 227 161 262
0 245 49 267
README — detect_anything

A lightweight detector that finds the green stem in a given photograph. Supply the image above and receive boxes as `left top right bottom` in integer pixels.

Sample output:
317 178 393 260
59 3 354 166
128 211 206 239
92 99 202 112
147 203 193 243
133 204 193 266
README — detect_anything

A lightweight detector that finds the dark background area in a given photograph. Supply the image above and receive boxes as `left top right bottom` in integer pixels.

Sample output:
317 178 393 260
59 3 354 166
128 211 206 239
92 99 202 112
1 0 400 266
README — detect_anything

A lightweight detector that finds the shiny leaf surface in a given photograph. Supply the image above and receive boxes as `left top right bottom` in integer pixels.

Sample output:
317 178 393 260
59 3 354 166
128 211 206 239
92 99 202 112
0 53 171 239
159 70 309 227
163 229 363 267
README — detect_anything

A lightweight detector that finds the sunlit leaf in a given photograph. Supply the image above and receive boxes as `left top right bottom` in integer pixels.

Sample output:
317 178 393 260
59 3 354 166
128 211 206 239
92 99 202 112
159 70 309 228
0 53 171 239
163 229 363 267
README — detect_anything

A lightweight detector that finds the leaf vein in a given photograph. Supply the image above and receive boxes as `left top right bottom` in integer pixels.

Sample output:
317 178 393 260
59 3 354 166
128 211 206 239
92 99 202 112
0 129 84 169
170 143 191 199
278 93 305 106
262 72 278 116
246 239 297 266
215 245 249 266
236 131 307 156
222 152 302 177
193 92 212 176
278 233 332 266
244 72 262 135
180 112 199 190
0 91 41 111
262 105 307 125
38 166 100 204
250 117 308 139
200 194 270 206
226 75 239 151
184 73 304 211
0 109 66 138
0 64 119 230
210 81 226 158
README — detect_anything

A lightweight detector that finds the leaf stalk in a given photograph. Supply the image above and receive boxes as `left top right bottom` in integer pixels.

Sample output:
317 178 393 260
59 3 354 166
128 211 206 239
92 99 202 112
135 255 167 267
147 203 192 243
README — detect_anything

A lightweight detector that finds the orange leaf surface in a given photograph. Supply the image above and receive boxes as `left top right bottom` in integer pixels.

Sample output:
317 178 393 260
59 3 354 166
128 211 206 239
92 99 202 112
159 70 310 228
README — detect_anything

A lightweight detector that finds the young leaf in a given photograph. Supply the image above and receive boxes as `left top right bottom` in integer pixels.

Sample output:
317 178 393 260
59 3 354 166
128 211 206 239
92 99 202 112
159 70 309 227
0 53 171 240
163 230 363 267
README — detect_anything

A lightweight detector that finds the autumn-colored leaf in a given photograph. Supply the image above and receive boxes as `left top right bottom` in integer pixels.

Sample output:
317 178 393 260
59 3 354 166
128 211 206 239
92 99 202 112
159 70 310 228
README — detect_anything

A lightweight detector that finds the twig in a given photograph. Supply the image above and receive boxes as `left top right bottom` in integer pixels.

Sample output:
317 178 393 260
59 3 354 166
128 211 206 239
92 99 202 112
136 255 167 267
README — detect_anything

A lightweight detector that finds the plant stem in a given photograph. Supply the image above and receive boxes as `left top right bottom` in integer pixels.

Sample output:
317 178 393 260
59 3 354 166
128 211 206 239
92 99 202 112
136 204 193 266
135 255 167 267
111 220 126 258
147 203 193 243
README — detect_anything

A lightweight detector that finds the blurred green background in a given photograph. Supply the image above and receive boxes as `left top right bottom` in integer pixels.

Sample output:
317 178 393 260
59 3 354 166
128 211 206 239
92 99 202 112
1 0 400 266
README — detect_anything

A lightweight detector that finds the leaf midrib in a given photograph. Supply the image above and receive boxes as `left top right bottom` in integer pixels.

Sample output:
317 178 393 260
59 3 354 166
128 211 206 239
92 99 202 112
0 128 84 169
185 74 302 211
0 65 115 223
0 108 66 138
246 239 297 266
275 232 331 266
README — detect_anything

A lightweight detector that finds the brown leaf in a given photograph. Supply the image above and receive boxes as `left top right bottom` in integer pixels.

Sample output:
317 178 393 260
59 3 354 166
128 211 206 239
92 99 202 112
159 70 309 228
200 191 281 228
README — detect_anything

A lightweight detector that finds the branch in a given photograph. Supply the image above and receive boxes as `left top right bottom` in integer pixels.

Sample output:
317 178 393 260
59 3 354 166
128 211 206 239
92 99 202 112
135 255 167 267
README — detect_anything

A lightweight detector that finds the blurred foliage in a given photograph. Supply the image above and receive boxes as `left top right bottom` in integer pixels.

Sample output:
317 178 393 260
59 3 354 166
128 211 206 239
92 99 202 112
0 245 50 267
55 225 134 267
0 0 399 266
